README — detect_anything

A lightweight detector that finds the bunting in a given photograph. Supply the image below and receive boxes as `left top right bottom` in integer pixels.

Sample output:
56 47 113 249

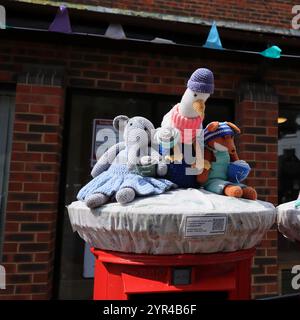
104 24 126 40
48 5 72 34
203 21 223 50
0 5 288 59
260 45 282 59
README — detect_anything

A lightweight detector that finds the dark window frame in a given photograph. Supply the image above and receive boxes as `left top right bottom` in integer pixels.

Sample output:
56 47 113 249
0 89 15 260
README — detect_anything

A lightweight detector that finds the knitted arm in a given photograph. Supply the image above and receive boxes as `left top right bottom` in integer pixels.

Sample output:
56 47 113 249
91 141 125 178
197 149 213 185
149 147 168 176
149 147 161 162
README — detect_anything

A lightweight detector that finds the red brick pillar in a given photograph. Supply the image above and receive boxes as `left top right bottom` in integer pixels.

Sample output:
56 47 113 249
236 82 278 299
1 67 65 299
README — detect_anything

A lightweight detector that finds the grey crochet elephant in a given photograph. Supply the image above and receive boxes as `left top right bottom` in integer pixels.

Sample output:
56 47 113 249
77 115 174 208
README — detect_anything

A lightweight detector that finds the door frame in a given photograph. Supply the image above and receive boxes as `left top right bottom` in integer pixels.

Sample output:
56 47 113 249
0 90 15 260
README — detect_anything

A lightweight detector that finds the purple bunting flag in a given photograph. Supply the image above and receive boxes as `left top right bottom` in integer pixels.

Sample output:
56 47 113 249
49 5 72 34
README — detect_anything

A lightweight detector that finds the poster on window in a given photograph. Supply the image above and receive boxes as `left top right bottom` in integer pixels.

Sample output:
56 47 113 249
84 119 122 278
90 118 121 168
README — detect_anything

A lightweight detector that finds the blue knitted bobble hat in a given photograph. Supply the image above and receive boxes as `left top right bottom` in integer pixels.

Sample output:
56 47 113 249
204 122 237 143
187 68 214 94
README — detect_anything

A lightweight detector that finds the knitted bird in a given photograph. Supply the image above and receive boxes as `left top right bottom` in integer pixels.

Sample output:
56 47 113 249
158 68 214 188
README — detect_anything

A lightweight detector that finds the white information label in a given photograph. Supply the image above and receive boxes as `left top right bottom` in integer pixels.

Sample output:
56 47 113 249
185 215 227 237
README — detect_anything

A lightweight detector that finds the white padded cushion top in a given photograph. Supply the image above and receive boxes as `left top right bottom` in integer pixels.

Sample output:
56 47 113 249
67 188 276 254
277 201 300 242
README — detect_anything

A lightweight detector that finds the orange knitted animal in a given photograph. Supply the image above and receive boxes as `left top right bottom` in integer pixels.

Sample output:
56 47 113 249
197 121 257 200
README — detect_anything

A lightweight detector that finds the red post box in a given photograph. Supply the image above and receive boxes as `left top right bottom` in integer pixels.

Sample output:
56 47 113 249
91 248 255 300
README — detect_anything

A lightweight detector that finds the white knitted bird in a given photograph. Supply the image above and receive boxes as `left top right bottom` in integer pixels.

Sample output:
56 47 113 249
161 68 214 145
160 68 214 163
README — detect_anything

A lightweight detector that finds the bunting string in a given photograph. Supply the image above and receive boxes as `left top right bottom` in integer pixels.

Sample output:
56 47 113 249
2 5 299 60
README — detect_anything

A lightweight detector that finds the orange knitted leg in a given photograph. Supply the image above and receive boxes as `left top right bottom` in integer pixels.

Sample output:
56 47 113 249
224 185 243 198
242 187 257 200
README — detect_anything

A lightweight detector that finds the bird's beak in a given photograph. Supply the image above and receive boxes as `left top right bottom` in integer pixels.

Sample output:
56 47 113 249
193 99 206 118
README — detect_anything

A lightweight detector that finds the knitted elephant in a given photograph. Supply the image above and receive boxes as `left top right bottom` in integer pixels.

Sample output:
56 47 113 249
77 115 175 208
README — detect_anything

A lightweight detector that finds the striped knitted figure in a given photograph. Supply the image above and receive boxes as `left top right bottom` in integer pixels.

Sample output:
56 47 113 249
77 115 175 208
197 121 257 200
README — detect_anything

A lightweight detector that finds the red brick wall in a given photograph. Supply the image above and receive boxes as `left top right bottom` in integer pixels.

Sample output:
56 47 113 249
1 79 65 299
0 38 299 102
0 35 299 299
236 84 279 298
15 0 295 29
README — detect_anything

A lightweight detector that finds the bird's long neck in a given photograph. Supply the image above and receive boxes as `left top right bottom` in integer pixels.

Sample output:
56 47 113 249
178 102 198 118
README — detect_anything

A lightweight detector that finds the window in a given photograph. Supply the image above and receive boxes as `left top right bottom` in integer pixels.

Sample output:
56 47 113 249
56 89 234 299
0 91 15 259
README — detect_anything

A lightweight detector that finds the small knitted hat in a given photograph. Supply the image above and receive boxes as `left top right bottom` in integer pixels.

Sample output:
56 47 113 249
187 68 214 94
204 122 236 143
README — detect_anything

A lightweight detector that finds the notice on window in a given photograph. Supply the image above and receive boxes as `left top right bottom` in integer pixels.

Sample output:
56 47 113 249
90 119 121 168
184 215 227 237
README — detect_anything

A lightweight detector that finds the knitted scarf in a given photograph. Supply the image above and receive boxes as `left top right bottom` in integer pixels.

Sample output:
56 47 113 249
171 104 202 144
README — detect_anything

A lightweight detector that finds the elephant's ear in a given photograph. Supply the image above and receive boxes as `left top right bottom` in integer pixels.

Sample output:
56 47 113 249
113 115 129 131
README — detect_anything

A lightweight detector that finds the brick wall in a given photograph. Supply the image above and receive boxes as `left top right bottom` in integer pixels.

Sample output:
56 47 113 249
14 0 296 29
236 83 279 298
1 69 65 299
0 34 300 299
